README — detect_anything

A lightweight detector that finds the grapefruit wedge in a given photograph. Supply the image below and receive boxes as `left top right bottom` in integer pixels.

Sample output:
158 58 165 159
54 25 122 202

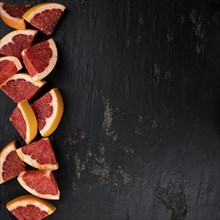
0 2 31 30
0 140 26 184
7 195 56 220
23 3 65 35
0 56 22 86
10 100 38 144
16 138 59 170
0 29 38 59
1 73 46 103
22 38 58 81
17 170 60 200
32 88 64 137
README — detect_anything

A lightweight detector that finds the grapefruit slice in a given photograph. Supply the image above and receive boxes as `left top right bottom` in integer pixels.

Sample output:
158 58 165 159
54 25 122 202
22 38 58 81
17 170 60 200
10 100 38 144
0 56 22 86
7 195 56 220
0 2 31 30
31 88 64 137
0 140 26 184
16 138 59 170
0 29 38 59
1 73 46 103
23 3 65 35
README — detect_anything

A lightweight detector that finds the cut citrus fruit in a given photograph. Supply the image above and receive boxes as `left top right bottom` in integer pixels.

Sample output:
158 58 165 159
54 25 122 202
17 170 60 200
1 73 46 103
23 3 65 35
16 138 58 170
32 88 64 137
0 56 22 86
7 195 56 220
0 29 38 59
0 2 31 30
0 140 26 184
10 100 37 144
22 38 58 82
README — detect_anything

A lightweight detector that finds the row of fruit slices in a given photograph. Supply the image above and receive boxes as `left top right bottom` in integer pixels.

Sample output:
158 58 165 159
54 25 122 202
0 2 66 219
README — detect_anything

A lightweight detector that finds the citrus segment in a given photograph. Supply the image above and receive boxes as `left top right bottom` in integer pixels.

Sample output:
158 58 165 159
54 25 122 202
0 2 31 30
1 73 46 103
22 38 58 81
0 56 22 86
10 100 38 144
17 170 60 200
0 140 26 184
16 138 58 170
6 195 56 220
31 88 64 137
0 29 38 59
23 3 65 35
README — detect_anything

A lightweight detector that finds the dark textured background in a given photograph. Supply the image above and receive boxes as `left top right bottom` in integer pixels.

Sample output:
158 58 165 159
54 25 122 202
0 0 220 219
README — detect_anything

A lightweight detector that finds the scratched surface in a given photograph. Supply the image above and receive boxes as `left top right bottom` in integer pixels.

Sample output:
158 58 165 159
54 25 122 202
0 0 220 219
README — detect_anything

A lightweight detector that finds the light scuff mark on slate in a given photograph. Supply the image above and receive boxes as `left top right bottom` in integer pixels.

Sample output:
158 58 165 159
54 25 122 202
124 145 135 154
152 64 160 87
64 129 86 146
154 175 188 220
196 44 205 54
189 9 205 39
167 32 174 42
149 119 158 130
138 10 144 24
102 98 118 141
75 153 86 179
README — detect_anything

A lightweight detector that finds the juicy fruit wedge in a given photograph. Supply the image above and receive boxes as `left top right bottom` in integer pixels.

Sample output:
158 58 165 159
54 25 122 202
0 2 31 30
10 100 38 144
0 140 26 184
16 138 59 170
0 29 38 59
23 3 65 35
32 88 64 137
0 56 22 86
22 38 58 82
17 170 60 200
1 73 46 103
7 195 56 220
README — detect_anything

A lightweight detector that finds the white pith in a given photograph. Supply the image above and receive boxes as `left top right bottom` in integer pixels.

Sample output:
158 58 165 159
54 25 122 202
0 2 24 22
40 89 58 136
17 171 60 200
0 29 38 48
25 3 65 21
7 198 53 214
0 56 22 71
16 148 58 170
0 142 16 184
2 73 46 87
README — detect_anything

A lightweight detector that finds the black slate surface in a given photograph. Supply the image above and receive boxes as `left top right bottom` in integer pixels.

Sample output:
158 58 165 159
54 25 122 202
1 0 220 219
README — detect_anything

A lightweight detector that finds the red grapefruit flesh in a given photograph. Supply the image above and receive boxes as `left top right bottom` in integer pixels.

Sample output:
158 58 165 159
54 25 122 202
31 88 64 137
16 138 59 170
17 170 60 200
1 73 46 103
0 140 26 184
0 29 38 59
10 100 38 144
23 3 65 35
7 195 56 220
0 56 22 86
22 38 58 81
0 3 31 30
